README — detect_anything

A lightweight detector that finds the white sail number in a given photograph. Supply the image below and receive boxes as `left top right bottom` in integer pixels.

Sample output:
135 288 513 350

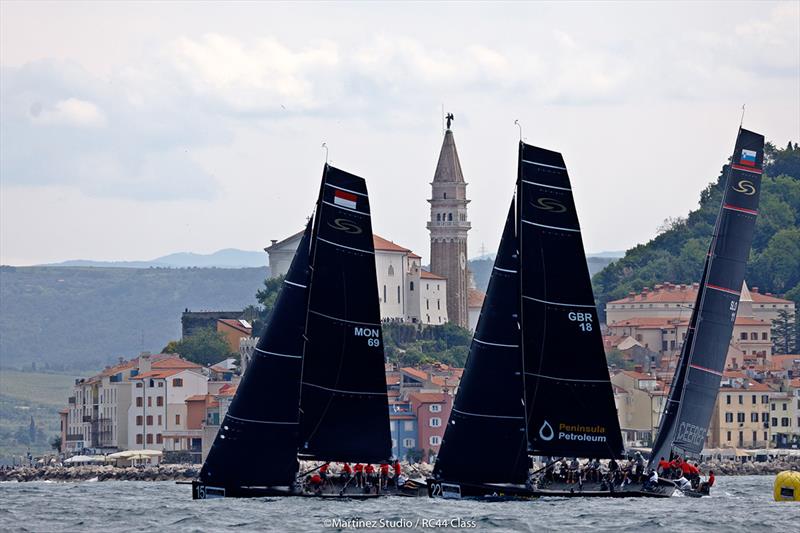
729 301 738 323
568 311 593 332
354 327 381 347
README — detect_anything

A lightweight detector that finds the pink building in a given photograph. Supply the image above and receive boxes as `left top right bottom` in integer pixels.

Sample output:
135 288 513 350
408 392 453 462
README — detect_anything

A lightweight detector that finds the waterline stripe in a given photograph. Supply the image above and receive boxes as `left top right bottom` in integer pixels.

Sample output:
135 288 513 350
453 408 524 420
521 219 580 233
316 237 374 255
302 381 387 396
522 295 596 309
522 159 566 170
308 309 381 327
255 347 302 359
521 179 571 191
473 338 520 349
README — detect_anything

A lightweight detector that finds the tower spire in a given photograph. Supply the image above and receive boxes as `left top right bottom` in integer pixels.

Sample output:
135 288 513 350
427 121 470 328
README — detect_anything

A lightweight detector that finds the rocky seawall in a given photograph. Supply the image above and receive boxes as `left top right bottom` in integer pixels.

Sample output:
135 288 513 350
0 460 796 483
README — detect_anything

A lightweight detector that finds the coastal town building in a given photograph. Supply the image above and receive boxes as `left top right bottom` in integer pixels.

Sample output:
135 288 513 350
427 124 471 328
605 281 792 370
706 373 776 449
266 232 448 325
611 369 668 447
216 319 252 353
181 310 245 339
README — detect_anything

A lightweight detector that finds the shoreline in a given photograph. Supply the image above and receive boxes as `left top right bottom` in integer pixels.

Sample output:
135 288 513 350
0 461 797 483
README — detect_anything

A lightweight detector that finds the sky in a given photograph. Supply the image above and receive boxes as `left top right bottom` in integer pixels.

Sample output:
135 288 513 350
1 1 798 266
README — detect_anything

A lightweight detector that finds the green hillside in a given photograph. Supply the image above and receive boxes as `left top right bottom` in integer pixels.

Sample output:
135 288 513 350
0 266 268 370
593 141 800 323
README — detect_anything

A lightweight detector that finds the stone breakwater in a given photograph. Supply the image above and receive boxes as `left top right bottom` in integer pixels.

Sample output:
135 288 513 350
0 459 795 483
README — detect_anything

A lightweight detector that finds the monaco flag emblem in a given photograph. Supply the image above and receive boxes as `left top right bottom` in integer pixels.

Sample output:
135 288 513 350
333 189 358 210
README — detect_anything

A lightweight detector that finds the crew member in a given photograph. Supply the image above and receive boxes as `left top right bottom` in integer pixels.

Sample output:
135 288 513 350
309 473 323 495
365 463 376 488
380 462 390 489
341 462 352 483
657 457 671 476
698 470 715 494
393 459 402 486
354 463 364 488
319 463 329 486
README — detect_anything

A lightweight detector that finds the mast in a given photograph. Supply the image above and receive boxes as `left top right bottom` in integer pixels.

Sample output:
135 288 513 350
432 200 528 484
298 165 392 464
199 219 313 489
649 128 764 466
518 142 624 459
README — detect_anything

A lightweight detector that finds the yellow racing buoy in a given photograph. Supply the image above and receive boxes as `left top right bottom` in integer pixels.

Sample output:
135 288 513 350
774 470 800 502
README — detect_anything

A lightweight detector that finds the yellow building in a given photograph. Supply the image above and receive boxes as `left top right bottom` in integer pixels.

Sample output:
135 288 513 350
611 370 667 446
707 374 775 449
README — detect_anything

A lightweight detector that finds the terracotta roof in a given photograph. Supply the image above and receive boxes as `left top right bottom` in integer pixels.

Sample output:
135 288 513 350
743 381 774 392
185 395 208 402
132 368 185 380
620 370 656 380
420 270 446 280
152 357 202 370
218 319 252 334
372 234 411 253
734 317 769 326
408 392 449 403
400 367 429 381
724 371 748 379
608 282 793 306
789 378 800 389
217 383 237 396
772 355 800 369
467 288 485 308
408 252 421 259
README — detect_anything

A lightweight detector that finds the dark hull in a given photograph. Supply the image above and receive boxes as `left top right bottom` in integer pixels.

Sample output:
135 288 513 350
427 478 676 500
191 479 424 500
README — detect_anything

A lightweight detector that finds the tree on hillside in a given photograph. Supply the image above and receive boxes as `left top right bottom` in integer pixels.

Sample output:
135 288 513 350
382 322 471 367
249 274 285 333
771 310 797 355
162 328 234 366
765 141 800 179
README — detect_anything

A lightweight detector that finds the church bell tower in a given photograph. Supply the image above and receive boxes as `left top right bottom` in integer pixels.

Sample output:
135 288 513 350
427 115 470 328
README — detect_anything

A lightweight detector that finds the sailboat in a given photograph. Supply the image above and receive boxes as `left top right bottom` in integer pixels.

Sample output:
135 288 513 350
429 141 673 499
648 127 764 496
192 164 392 499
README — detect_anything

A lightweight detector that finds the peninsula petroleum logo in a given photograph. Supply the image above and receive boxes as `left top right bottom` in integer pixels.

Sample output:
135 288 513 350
538 420 608 443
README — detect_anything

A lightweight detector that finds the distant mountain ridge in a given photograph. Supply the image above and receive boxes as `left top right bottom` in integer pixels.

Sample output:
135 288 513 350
42 248 267 269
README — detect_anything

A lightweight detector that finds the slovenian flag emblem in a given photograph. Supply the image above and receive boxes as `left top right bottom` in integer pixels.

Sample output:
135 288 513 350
333 189 358 210
740 149 757 167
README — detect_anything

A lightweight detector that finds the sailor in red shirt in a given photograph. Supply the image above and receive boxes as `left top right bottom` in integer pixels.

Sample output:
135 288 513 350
319 463 329 485
365 464 376 487
354 463 364 488
308 473 323 495
379 463 390 489
657 457 671 475
699 470 715 494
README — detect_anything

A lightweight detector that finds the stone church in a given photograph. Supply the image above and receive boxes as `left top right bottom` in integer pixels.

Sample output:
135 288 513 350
428 122 471 328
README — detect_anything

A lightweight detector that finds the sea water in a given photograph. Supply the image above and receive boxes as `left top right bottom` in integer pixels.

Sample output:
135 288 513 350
1 476 798 532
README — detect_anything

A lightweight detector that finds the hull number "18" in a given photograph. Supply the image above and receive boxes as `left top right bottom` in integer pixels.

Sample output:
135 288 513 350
568 312 593 332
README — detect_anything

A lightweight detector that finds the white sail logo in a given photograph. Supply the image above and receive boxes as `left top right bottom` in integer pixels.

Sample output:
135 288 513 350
539 420 554 441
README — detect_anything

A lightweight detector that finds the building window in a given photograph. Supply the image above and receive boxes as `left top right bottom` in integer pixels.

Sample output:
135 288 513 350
448 213 453 221
772 403 776 411
136 434 143 444
147 397 152 407
429 436 442 446
750 332 757 340
136 382 143 388
761 332 768 340
751 395 756 405
443 192 447 199
149 379 155 388
436 214 441 221
726 431 731 441
397 286 401 303
156 434 163 444
383 285 387 303
737 412 745 423
156 396 163 407
403 438 415 448
426 299 429 310
146 415 153 426
426 314 430 323
740 332 747 340
762 412 769 423
751 412 758 422
726 395 731 405
429 404 442 413
772 418 778 427
410 281 414 291
725 412 733 423
158 382 164 388
136 416 143 426
388 265 395 277
762 395 769 404
782 418 790 427
430 417 442 427
437 300 441 310
404 421 414 432
146 434 153 444
173 378 183 388
136 397 143 407
738 395 743 405
176 414 181 425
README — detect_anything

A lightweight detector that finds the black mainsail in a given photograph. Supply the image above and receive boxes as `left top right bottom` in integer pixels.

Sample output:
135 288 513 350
299 166 392 464
200 220 312 489
519 143 624 459
432 202 529 485
649 128 764 466
197 164 390 496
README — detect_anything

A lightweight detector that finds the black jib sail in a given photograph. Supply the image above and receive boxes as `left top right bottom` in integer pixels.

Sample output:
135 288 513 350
433 202 529 485
298 165 392 464
518 142 624 459
200 220 313 489
650 128 764 465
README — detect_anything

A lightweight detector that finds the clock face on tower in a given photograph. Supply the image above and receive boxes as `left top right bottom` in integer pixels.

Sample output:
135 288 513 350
459 252 466 270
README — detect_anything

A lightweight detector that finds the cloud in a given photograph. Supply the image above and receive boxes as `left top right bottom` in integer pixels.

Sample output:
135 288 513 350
32 97 107 127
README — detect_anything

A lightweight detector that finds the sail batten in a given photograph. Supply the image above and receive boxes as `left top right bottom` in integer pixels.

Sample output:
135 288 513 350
649 128 764 466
